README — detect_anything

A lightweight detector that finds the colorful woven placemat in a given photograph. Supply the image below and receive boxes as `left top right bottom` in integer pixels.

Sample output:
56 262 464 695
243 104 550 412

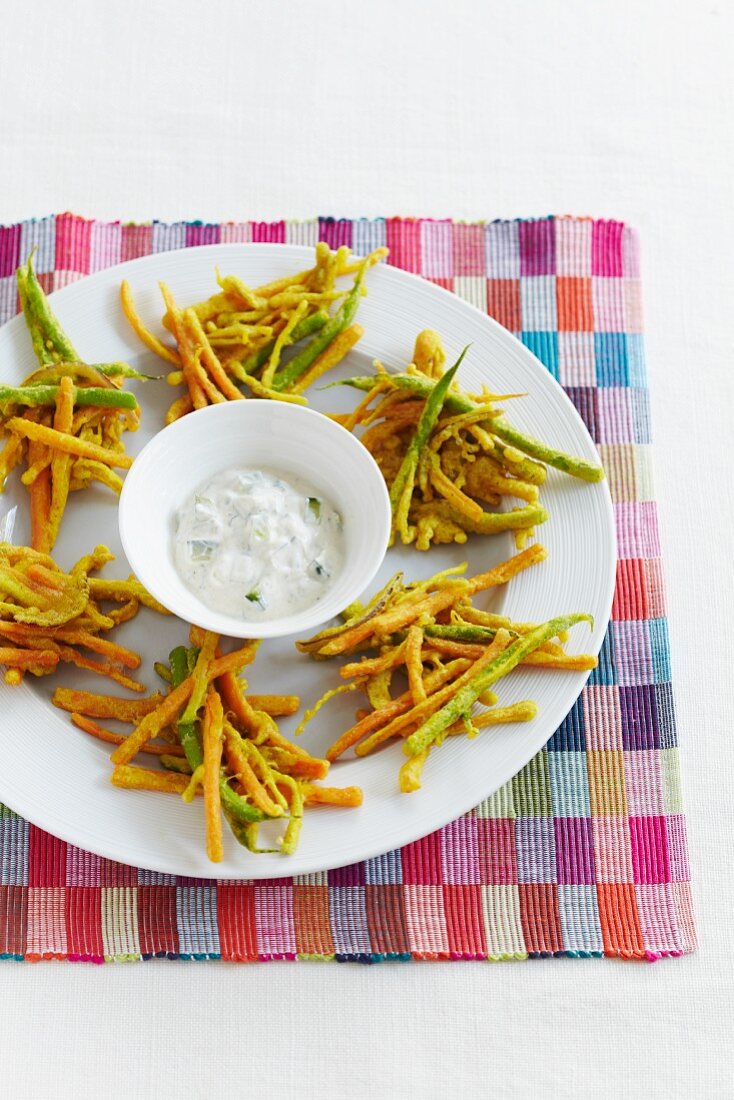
0 214 695 963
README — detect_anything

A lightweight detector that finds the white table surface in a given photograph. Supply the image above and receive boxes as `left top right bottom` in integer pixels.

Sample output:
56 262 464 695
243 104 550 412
1 1 733 1096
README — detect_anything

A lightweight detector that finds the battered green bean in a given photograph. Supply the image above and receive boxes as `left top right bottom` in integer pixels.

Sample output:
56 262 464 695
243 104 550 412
16 265 54 366
329 371 474 415
169 646 203 771
232 310 329 379
17 254 78 365
492 418 605 483
413 499 548 539
390 354 465 541
405 613 593 756
160 754 193 775
332 372 604 482
0 384 138 410
28 362 156 382
154 661 173 684
168 646 264 827
271 265 369 392
425 623 505 644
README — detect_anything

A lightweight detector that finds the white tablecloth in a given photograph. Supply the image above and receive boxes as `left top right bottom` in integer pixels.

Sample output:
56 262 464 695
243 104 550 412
1 1 732 1096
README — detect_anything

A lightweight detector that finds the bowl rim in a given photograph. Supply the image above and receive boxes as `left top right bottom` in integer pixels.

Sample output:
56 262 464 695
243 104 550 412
118 400 392 638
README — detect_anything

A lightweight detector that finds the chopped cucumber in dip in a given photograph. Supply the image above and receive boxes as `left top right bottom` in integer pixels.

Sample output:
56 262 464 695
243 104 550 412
174 467 345 620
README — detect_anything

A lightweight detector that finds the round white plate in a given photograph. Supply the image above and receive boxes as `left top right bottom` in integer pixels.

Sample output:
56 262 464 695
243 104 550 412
0 245 615 879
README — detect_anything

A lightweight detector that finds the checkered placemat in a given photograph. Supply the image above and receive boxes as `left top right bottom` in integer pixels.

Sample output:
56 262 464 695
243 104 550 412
0 215 694 961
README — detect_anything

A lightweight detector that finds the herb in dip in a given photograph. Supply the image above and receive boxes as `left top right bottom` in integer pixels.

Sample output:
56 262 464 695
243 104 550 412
174 468 344 620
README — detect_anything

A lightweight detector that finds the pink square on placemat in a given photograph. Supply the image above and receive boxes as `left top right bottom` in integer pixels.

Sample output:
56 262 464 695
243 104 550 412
452 223 486 276
401 832 444 885
583 685 624 751
420 220 453 279
440 818 481 884
624 750 665 817
477 818 518 885
557 331 596 387
624 278 644 332
220 222 253 244
121 224 153 263
629 816 671 885
26 887 67 958
185 224 221 248
592 276 626 332
555 218 592 276
554 818 596 885
317 219 353 250
88 221 122 272
615 501 662 560
666 815 691 882
55 214 92 274
592 816 635 883
519 218 555 276
65 846 102 888
634 883 682 956
592 220 624 276
251 221 286 243
622 226 641 277
254 883 295 957
403 885 449 955
0 225 21 278
386 218 422 273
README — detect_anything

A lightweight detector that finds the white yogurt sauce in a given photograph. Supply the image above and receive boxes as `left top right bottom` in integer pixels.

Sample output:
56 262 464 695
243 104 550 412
174 467 344 621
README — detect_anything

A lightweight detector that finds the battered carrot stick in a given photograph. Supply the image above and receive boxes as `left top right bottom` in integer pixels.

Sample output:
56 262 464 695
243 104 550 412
339 641 408 681
354 633 510 758
53 646 146 692
110 764 191 795
28 442 52 552
165 394 194 424
158 283 207 409
264 749 330 780
246 694 300 717
405 625 427 702
223 720 284 817
326 659 471 762
0 622 141 669
48 376 74 547
52 687 165 721
54 630 141 669
301 784 363 808
183 309 244 401
202 690 224 862
24 564 63 591
288 323 364 396
71 713 185 756
110 647 258 764
6 419 133 469
120 280 180 366
0 646 58 670
314 546 546 657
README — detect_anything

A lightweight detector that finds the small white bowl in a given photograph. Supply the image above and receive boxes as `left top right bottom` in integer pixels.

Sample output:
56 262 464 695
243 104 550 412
118 401 391 638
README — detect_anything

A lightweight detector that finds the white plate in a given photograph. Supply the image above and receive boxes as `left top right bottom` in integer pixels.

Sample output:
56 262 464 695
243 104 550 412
0 245 615 879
